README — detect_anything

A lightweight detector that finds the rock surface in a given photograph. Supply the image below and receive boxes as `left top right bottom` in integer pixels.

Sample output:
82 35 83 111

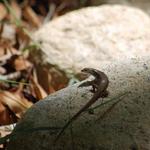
92 0 150 15
32 5 150 74
6 56 150 150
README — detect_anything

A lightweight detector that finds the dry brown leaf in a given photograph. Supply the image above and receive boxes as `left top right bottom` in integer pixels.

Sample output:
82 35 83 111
10 0 22 21
0 38 13 51
15 23 31 47
36 66 55 93
0 101 11 125
0 66 6 74
0 91 32 121
15 82 24 94
30 75 48 100
23 6 41 28
0 100 18 125
49 67 68 91
1 23 16 42
0 47 20 62
0 47 6 57
0 3 7 21
12 55 32 71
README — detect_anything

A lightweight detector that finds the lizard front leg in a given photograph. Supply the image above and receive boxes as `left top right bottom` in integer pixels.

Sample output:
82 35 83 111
79 79 99 93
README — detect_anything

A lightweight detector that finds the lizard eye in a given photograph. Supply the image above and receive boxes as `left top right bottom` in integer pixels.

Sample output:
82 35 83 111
81 68 89 72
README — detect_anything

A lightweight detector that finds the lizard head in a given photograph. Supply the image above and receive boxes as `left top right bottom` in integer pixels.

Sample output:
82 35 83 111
81 68 98 75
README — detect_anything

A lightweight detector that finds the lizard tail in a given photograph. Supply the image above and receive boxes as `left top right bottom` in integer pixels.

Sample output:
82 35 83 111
53 117 74 144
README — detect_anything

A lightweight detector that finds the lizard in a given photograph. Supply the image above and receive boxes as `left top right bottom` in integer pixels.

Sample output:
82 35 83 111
54 68 109 143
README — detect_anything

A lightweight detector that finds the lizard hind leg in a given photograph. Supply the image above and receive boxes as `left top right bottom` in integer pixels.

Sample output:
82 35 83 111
90 84 98 93
101 90 109 98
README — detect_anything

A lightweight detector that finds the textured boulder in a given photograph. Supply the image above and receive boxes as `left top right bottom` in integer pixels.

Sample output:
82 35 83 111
6 56 150 150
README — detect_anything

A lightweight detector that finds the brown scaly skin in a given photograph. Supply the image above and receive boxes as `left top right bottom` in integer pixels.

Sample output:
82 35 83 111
54 68 109 143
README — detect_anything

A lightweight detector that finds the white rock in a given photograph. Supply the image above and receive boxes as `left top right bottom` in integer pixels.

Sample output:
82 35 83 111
33 5 150 74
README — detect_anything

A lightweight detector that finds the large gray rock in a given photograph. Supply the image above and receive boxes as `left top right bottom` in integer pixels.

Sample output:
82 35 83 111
32 5 150 74
6 56 150 150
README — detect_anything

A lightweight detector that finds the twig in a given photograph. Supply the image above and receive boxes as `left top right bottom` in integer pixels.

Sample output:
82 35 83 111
96 92 130 122
88 92 130 112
